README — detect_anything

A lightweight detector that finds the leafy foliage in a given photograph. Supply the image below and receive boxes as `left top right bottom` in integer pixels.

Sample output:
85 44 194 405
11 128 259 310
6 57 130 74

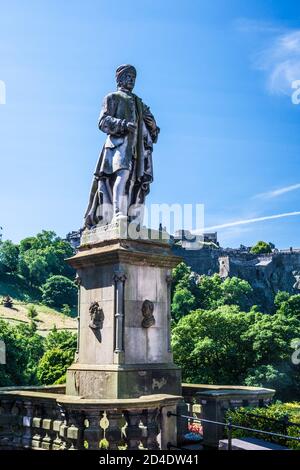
250 241 272 255
172 306 255 384
0 320 77 387
41 275 77 309
36 348 74 385
18 230 75 286
37 328 77 385
0 231 75 307
0 240 19 273
45 327 77 352
171 263 253 320
276 294 300 318
225 403 300 449
61 304 72 317
0 320 44 386
171 287 196 322
171 262 300 400
27 304 38 320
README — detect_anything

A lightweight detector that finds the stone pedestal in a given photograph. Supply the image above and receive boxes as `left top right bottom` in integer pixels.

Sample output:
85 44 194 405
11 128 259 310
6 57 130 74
66 223 182 399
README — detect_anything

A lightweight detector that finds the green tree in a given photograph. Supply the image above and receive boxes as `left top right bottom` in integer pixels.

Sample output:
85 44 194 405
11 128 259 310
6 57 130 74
45 328 77 352
196 275 253 311
243 311 300 363
274 291 290 309
37 348 74 385
0 320 44 386
250 241 272 255
171 286 196 322
38 326 77 385
19 252 48 285
172 306 255 384
244 364 294 399
170 263 254 321
27 304 38 321
61 304 72 316
221 277 253 310
18 230 75 286
0 240 19 273
196 274 223 310
172 304 300 400
171 262 194 293
276 294 300 318
42 275 77 309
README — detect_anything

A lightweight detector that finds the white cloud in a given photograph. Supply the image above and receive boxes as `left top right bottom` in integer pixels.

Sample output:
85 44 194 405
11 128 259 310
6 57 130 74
257 31 300 95
254 183 300 199
236 18 300 95
235 18 283 34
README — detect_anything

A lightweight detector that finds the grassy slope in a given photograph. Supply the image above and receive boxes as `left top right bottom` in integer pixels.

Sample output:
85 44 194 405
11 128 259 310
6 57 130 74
0 274 77 336
0 303 77 336
0 273 41 301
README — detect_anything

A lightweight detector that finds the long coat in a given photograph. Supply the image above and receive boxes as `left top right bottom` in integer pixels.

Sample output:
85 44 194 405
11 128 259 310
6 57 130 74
84 90 159 226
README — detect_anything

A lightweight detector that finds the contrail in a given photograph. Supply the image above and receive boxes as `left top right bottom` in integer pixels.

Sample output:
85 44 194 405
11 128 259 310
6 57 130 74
192 211 300 234
255 183 300 199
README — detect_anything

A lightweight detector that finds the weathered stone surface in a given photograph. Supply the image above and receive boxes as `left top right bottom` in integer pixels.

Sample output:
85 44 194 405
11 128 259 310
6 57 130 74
66 364 181 399
173 244 300 312
182 384 275 449
66 230 182 399
219 437 288 450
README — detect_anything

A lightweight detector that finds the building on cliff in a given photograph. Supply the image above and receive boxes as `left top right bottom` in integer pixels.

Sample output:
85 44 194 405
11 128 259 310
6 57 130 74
172 230 300 312
66 228 300 313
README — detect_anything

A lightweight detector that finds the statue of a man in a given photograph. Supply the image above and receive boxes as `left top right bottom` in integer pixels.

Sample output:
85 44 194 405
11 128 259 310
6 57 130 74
84 65 160 228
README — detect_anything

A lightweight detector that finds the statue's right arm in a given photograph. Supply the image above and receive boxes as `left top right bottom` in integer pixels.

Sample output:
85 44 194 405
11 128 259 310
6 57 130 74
98 94 127 136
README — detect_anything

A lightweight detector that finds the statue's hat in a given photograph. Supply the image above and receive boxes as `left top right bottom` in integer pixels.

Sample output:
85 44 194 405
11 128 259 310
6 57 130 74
116 64 137 82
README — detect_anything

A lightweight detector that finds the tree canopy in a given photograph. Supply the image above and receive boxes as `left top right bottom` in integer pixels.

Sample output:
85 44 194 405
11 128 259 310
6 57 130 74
250 241 272 255
171 262 300 400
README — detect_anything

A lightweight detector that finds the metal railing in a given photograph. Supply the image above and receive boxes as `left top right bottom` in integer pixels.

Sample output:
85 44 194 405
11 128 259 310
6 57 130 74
167 412 300 450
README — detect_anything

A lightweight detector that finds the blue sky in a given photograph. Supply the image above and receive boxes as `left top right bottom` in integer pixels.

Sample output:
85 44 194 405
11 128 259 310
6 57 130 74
0 0 300 248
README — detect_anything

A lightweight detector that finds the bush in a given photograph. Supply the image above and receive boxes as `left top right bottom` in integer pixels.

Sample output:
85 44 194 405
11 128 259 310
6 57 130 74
0 320 44 386
45 328 77 352
41 275 77 308
37 348 74 385
250 241 272 255
171 287 196 322
61 304 72 317
225 403 300 449
18 230 75 287
172 306 255 384
27 304 38 320
244 364 295 401
0 240 19 273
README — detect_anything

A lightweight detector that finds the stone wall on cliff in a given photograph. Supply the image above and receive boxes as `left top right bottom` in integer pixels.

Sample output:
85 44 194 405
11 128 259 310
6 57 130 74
172 244 300 312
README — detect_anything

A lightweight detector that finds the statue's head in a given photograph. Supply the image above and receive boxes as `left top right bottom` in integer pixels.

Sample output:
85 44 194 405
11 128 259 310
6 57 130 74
116 64 136 92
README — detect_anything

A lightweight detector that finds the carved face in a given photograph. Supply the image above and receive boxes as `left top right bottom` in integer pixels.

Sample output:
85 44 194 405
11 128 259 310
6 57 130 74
142 299 154 317
141 299 155 328
118 71 136 91
89 302 104 329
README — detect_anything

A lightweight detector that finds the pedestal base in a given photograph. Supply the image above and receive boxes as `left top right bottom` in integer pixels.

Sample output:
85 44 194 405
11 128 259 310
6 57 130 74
66 363 182 399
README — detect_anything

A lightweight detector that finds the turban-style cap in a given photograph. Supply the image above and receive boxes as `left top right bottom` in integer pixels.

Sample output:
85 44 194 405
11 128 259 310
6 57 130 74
115 64 137 83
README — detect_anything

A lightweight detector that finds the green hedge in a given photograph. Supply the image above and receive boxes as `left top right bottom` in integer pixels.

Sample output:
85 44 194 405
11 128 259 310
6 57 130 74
225 403 300 450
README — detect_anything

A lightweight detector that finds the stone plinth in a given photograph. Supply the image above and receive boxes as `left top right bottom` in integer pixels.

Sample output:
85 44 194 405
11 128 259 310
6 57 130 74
66 223 182 399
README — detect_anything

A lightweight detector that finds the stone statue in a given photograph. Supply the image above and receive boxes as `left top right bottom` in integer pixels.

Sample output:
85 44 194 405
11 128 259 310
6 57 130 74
141 299 155 328
89 301 104 342
84 65 160 228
